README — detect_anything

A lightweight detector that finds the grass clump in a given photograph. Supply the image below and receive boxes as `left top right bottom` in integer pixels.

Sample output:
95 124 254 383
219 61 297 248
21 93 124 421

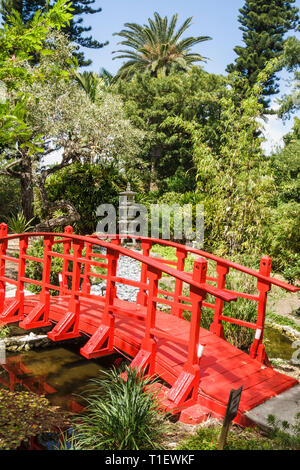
177 414 300 450
71 366 168 450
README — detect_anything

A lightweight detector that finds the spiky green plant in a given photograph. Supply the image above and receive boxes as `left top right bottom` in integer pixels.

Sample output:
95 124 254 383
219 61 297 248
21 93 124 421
6 211 34 233
113 12 211 79
72 366 168 450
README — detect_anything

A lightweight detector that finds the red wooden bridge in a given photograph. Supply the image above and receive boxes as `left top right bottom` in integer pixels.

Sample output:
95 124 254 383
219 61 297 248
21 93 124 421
0 223 299 425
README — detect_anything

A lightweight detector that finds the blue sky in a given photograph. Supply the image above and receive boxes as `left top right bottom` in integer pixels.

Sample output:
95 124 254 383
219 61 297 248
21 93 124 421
79 0 300 153
82 0 245 76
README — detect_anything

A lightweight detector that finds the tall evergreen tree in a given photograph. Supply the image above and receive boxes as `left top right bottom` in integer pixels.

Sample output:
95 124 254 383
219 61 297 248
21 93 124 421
0 0 108 66
227 0 299 108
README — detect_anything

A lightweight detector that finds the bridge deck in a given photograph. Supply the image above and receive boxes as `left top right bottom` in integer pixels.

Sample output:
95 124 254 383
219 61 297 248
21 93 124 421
8 294 297 423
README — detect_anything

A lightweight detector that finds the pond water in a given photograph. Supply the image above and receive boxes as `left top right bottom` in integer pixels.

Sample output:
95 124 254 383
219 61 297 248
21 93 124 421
0 343 121 412
264 326 296 361
0 326 295 411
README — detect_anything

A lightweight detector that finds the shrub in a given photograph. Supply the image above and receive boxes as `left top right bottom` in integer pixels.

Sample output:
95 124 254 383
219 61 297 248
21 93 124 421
0 389 69 450
6 211 34 234
71 366 168 450
43 163 126 234
176 424 274 450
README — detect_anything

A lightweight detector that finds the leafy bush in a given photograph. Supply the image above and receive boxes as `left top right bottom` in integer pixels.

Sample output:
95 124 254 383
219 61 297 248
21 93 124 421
177 424 274 450
282 253 300 285
137 191 204 242
43 163 126 234
0 389 69 450
71 366 168 450
0 176 20 222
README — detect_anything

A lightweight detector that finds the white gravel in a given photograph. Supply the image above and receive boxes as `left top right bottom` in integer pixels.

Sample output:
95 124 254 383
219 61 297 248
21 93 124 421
91 254 141 302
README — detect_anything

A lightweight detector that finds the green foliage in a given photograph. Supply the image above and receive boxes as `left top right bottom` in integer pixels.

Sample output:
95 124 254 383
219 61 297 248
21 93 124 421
0 323 9 339
0 388 69 450
267 413 300 449
0 175 20 220
113 12 211 79
282 254 300 284
0 0 107 67
6 210 34 233
265 119 300 276
168 67 276 257
0 0 74 153
71 366 168 450
177 424 276 450
116 68 227 190
44 163 126 234
227 0 299 106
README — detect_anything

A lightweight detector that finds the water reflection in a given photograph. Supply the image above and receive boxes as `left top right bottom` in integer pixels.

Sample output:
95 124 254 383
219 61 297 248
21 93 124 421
0 345 120 412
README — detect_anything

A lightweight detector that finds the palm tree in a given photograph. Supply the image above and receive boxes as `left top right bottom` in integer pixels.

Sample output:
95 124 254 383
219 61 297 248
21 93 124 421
113 12 211 79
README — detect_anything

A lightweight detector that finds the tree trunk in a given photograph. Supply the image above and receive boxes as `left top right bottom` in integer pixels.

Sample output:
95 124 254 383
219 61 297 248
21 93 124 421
20 153 34 220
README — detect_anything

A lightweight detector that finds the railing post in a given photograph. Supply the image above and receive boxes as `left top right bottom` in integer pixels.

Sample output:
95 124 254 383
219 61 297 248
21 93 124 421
13 235 29 322
137 240 152 306
20 235 54 329
171 247 187 317
102 243 119 324
60 226 73 295
82 240 92 295
210 262 229 338
0 223 8 315
250 255 272 364
80 240 120 359
130 265 161 376
167 258 207 408
48 238 83 341
186 258 207 371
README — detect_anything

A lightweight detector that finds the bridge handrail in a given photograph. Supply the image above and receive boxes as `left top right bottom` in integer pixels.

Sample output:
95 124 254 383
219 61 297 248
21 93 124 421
0 231 237 303
87 234 299 293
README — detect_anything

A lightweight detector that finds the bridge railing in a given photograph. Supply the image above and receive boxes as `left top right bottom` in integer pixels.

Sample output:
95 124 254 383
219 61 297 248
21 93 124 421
88 234 299 365
0 224 240 407
1 225 298 410
0 222 235 338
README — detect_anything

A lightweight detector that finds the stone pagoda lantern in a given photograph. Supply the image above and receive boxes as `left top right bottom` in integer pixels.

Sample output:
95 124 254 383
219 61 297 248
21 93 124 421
118 183 137 245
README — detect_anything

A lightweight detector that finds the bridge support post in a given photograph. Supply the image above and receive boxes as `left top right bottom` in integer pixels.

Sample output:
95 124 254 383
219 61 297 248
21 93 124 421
250 255 272 365
80 241 120 359
130 266 161 376
0 223 8 315
20 235 54 329
210 262 229 338
48 238 84 341
165 258 207 410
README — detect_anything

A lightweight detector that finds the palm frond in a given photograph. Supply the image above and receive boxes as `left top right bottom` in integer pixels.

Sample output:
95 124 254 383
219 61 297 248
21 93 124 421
113 12 211 79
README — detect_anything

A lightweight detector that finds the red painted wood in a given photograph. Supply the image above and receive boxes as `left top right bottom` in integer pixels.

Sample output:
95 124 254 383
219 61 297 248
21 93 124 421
0 226 298 425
